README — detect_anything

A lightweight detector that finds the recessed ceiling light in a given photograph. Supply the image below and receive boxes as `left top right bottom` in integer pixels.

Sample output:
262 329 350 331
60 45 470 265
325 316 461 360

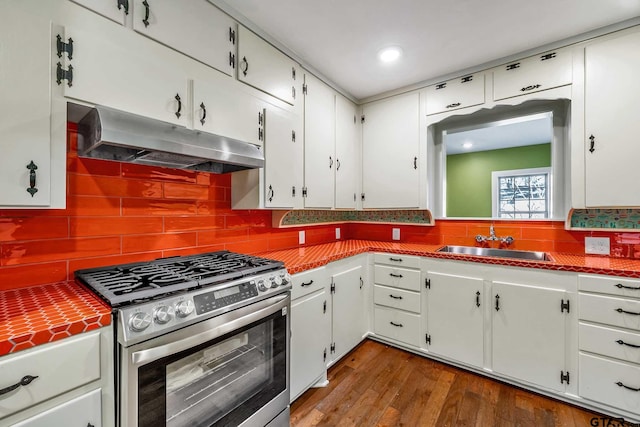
463 142 473 149
378 47 402 63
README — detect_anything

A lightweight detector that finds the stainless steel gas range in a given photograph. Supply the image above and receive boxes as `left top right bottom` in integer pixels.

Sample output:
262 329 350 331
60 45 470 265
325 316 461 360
75 251 292 427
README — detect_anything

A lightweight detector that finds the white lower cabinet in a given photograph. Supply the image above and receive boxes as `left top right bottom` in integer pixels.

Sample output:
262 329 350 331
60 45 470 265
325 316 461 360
424 271 484 368
12 388 102 427
492 280 568 392
329 261 366 363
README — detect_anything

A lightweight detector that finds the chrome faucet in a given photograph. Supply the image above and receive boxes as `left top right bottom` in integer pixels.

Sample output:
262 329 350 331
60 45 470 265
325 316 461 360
476 225 514 245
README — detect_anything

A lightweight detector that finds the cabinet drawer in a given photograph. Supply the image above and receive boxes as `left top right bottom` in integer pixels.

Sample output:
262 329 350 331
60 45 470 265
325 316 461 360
374 306 420 346
580 352 640 415
374 265 421 291
12 388 102 427
291 267 328 300
580 322 640 364
579 274 640 298
0 332 101 419
579 293 640 330
425 73 485 115
493 49 572 101
374 253 421 269
374 285 420 313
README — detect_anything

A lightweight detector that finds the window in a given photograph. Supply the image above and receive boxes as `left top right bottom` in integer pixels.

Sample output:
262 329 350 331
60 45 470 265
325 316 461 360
491 167 551 219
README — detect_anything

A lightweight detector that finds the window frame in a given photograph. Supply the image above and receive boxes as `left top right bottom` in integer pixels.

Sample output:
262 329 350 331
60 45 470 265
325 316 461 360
491 167 552 219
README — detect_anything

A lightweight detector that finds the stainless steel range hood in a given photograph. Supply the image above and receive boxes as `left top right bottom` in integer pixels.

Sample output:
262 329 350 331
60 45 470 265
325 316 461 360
76 105 264 173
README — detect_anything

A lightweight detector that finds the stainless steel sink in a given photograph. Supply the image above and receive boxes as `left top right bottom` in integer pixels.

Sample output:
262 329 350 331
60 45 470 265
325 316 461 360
436 245 552 262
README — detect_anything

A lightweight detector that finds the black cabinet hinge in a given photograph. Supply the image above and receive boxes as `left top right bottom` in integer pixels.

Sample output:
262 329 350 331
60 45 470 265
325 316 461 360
506 62 520 71
425 278 431 289
460 75 473 83
330 343 336 353
361 193 365 201
323 348 327 361
292 130 296 142
323 300 327 314
292 186 296 197
302 83 308 95
330 281 336 294
361 115 365 124
229 52 235 68
540 52 556 61
561 299 570 313
292 67 296 80
56 63 73 87
229 27 236 44
425 334 431 345
117 0 129 14
435 82 446 90
302 187 308 198
560 370 570 385
56 35 73 60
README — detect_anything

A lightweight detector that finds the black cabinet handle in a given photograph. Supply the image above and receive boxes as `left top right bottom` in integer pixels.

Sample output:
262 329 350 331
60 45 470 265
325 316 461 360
495 294 500 311
390 322 403 327
446 102 461 109
520 84 541 92
267 185 274 202
413 157 417 169
615 308 640 316
588 134 596 153
336 158 341 171
616 381 640 392
476 291 481 308
616 283 640 290
0 375 38 396
389 294 403 300
389 257 402 262
174 94 182 119
360 277 363 289
300 280 313 287
87 424 95 427
241 56 249 77
329 156 333 169
199 102 207 125
616 339 640 348
389 273 403 278
142 0 150 27
117 0 129 14
26 161 38 197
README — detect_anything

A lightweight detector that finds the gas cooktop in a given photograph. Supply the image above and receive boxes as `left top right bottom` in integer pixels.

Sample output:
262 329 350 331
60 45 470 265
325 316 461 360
74 251 285 307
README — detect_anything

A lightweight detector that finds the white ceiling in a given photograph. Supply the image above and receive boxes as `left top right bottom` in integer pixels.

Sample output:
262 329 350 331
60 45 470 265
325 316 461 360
217 0 640 100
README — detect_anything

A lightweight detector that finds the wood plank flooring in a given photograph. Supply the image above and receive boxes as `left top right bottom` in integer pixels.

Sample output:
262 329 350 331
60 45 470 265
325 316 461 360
290 339 612 427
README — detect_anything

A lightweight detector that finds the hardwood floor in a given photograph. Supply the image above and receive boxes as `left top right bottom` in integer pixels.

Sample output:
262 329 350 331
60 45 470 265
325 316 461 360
290 339 610 427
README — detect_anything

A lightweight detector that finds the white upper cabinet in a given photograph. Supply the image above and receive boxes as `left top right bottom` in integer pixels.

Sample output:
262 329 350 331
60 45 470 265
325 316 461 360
0 4 65 208
584 31 640 207
132 0 236 76
425 73 485 115
303 73 336 208
237 26 297 105
493 48 572 101
334 95 359 209
193 77 262 145
63 22 189 126
362 92 420 208
70 0 127 25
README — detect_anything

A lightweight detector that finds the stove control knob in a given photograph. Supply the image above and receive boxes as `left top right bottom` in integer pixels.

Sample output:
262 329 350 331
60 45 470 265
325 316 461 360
280 274 290 286
175 300 195 318
257 280 268 292
273 275 283 287
154 305 173 324
129 312 152 332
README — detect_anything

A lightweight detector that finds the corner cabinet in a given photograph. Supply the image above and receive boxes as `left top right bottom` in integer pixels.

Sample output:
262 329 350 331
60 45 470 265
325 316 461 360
584 30 640 207
334 94 360 209
361 92 421 208
0 3 66 208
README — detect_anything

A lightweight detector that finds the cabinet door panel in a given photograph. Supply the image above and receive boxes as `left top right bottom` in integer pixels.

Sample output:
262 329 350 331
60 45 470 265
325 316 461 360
373 306 421 347
12 388 102 427
71 0 126 25
303 73 335 208
237 26 296 105
426 272 483 368
426 73 485 115
335 95 359 209
132 0 235 76
193 78 262 145
362 92 420 208
291 291 330 401
0 9 52 206
263 106 300 208
332 266 365 361
492 281 565 391
584 31 640 207
63 24 188 126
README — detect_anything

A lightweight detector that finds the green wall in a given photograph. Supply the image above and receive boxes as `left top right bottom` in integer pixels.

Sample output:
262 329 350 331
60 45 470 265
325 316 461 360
446 143 551 217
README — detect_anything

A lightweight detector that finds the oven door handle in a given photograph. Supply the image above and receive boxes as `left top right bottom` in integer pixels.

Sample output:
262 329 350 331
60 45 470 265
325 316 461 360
130 293 289 366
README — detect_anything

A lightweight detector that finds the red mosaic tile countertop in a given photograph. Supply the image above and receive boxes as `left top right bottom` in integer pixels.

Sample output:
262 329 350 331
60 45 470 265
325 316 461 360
0 282 111 356
258 239 640 278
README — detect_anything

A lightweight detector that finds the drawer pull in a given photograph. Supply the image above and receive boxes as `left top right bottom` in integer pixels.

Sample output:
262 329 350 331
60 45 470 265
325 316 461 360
0 375 39 396
389 294 403 300
300 280 314 287
389 257 403 262
615 308 640 316
389 273 403 278
616 381 640 392
390 321 403 327
615 283 640 290
476 291 481 308
616 339 640 348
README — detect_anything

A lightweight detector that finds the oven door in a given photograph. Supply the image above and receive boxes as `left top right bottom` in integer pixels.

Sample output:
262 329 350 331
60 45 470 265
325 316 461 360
120 293 290 427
